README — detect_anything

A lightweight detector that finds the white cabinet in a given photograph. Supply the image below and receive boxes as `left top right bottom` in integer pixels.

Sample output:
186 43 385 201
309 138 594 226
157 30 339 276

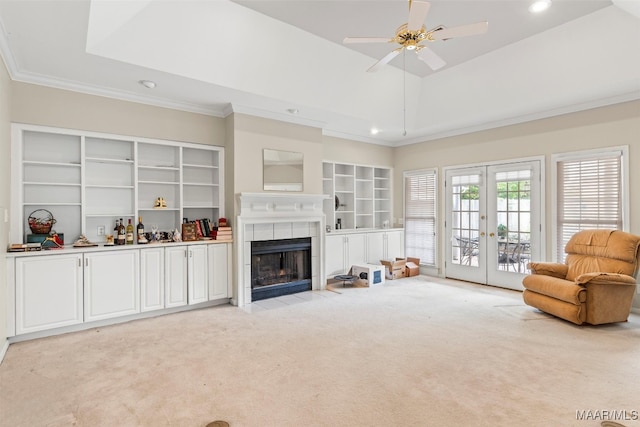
165 244 211 307
367 229 405 263
84 250 140 322
323 161 392 232
188 245 209 305
325 233 367 276
11 124 224 245
208 243 231 301
14 254 83 335
165 245 188 308
140 246 165 312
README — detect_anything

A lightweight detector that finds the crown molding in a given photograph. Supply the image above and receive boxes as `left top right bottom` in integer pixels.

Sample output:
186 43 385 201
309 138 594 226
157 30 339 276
393 90 640 147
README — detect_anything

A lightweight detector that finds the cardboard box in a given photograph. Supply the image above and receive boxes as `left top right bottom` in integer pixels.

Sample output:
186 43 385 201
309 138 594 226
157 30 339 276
397 257 420 277
351 264 385 286
380 259 406 280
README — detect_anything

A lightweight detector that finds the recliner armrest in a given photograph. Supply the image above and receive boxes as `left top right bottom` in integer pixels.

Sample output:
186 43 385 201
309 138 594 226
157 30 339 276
528 262 568 279
575 272 637 286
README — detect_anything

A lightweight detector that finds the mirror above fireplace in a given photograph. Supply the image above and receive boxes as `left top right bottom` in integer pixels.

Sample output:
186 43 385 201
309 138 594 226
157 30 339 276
263 149 303 191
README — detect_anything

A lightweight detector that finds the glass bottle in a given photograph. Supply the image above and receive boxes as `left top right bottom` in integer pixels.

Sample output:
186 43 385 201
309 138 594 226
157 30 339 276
137 216 145 244
117 218 126 245
126 219 134 245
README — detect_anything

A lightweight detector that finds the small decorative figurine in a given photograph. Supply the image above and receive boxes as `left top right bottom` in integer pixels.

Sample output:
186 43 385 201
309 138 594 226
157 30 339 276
154 197 167 209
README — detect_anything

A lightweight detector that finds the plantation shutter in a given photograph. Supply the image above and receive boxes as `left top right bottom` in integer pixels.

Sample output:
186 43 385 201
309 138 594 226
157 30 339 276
404 170 437 266
556 150 623 261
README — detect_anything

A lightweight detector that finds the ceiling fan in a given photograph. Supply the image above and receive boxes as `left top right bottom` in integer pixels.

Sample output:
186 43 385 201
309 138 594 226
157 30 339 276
343 0 488 72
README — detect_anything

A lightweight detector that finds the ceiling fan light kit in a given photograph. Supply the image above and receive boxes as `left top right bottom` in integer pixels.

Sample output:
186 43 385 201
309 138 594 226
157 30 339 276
344 1 488 73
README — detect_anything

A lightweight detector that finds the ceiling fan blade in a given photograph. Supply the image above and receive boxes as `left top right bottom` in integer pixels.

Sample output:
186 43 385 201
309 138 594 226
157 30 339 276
343 37 391 44
429 21 489 40
416 46 446 70
407 1 431 31
367 48 402 73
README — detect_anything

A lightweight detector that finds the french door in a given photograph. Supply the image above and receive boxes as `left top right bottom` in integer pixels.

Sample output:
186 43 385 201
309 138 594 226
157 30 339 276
445 160 542 290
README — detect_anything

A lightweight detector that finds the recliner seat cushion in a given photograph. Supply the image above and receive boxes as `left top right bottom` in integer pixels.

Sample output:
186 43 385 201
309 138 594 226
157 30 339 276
522 275 586 305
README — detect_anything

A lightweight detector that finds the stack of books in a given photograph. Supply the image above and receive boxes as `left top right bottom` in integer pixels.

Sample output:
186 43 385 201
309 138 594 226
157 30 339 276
190 218 214 239
212 225 232 241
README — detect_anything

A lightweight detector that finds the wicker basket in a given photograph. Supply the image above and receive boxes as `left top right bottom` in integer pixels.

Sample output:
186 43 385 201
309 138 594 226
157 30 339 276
28 209 56 234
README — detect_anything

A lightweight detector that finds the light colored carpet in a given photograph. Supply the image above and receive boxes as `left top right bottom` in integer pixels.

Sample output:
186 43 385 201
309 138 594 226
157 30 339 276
1 276 639 427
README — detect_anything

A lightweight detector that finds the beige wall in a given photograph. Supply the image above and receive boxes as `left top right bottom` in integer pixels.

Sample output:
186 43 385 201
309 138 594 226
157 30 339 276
231 114 323 211
0 58 11 350
323 135 394 169
11 82 225 146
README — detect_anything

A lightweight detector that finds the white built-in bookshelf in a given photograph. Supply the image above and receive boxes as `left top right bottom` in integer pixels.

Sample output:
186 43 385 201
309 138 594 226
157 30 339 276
11 124 224 244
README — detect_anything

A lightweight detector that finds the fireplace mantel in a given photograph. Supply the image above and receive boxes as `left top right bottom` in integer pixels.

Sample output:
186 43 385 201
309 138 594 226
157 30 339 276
235 193 328 306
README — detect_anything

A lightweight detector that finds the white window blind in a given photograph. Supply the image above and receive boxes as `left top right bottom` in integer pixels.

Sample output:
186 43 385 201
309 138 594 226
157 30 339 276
404 170 437 266
556 149 623 261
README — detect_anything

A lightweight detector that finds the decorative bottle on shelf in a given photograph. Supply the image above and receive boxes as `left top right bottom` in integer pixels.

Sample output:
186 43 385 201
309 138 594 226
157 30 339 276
126 219 134 245
136 216 146 244
114 220 119 243
117 218 126 245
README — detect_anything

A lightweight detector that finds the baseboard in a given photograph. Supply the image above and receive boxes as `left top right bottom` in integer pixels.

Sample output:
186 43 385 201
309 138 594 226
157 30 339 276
0 339 9 365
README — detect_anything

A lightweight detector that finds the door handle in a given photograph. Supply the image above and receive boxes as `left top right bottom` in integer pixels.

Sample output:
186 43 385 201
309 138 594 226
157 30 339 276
480 232 486 237
489 232 495 237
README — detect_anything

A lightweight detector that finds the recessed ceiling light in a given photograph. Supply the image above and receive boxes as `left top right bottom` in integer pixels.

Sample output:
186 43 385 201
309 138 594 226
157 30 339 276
370 128 379 135
286 108 299 114
139 80 156 89
529 0 551 13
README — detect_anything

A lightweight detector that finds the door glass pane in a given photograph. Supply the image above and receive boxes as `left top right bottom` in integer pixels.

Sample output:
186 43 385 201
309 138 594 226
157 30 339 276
450 174 480 266
495 170 531 273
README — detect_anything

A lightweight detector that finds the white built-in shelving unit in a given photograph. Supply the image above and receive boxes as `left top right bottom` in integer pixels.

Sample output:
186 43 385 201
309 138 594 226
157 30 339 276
11 124 224 244
323 161 392 231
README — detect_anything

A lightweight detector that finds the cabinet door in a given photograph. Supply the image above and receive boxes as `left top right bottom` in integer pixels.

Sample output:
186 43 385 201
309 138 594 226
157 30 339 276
188 245 208 305
366 231 385 264
325 234 346 276
208 243 230 301
346 233 367 270
84 250 139 322
165 246 188 308
140 247 165 312
386 230 405 259
15 254 83 335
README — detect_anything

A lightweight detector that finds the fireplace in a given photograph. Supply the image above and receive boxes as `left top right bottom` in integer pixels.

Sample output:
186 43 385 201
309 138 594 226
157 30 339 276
251 237 312 301
236 192 327 307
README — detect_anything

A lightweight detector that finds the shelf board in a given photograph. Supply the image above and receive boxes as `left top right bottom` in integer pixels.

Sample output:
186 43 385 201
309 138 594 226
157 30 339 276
85 213 136 217
85 157 134 164
138 164 179 170
23 160 80 167
183 205 220 209
138 181 179 185
138 208 180 211
356 214 373 216
183 182 218 187
23 202 81 206
85 185 134 189
182 163 218 169
23 182 81 187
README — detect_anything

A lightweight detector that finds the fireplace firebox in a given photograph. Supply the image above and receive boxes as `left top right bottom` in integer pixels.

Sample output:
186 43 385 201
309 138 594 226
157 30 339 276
250 237 312 301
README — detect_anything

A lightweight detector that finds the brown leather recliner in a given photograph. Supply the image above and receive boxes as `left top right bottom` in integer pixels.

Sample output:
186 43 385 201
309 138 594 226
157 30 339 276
522 229 640 325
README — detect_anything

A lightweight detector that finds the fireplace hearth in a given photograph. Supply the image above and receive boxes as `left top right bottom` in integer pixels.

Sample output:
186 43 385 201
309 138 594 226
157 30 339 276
251 237 312 301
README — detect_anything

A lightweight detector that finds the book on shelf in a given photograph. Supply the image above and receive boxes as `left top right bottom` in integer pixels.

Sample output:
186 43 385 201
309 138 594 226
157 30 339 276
8 243 42 252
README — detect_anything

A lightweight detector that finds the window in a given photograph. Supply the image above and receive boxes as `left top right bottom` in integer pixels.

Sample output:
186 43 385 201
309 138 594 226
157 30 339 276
404 169 437 266
553 146 628 262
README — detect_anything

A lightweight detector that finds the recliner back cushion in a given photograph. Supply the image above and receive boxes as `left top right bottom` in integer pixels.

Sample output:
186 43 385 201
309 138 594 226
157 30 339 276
564 230 640 281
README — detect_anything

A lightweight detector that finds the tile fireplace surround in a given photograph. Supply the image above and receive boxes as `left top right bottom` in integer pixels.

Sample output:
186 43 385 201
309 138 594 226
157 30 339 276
235 193 328 307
